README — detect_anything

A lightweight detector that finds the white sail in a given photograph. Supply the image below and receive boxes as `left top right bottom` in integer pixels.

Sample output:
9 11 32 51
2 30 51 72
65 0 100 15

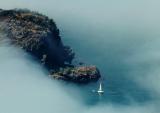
97 82 104 94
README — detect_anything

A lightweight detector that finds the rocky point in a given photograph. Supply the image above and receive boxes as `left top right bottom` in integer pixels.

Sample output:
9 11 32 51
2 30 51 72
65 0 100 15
0 9 101 83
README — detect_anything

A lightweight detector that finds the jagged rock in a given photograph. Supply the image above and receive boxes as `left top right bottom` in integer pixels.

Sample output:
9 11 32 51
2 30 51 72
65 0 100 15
0 9 101 83
50 66 101 83
0 9 74 68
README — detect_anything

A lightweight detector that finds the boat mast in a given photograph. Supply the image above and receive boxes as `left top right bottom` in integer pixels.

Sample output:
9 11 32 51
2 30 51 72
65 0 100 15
99 83 102 91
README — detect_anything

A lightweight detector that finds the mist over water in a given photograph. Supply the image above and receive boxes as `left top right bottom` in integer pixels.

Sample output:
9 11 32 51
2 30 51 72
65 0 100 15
0 0 160 113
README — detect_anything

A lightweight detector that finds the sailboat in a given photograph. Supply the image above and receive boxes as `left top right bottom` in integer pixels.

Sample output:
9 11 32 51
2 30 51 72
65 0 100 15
97 82 104 94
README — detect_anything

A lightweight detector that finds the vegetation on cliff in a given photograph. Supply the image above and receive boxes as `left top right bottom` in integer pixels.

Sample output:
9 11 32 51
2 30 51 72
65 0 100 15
50 66 100 83
0 9 101 83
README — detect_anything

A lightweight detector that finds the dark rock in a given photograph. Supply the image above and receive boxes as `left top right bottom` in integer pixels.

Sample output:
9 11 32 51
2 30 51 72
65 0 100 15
0 9 74 68
50 66 101 83
0 9 101 83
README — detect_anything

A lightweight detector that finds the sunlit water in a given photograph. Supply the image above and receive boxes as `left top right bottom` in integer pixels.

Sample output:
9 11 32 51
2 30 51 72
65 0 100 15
0 0 160 113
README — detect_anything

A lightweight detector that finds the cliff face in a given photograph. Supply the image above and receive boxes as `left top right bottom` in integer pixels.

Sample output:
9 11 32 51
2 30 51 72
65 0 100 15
50 66 100 83
0 9 100 83
0 9 74 68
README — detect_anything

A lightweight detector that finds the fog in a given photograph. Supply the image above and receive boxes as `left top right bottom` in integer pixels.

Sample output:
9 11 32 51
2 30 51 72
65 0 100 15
0 0 160 113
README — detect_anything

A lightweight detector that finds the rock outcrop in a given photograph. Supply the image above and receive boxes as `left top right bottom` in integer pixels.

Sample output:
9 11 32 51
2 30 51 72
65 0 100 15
0 9 74 68
0 9 101 83
50 66 100 83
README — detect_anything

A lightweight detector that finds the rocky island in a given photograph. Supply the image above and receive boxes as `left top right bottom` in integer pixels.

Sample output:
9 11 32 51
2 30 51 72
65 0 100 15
0 9 101 83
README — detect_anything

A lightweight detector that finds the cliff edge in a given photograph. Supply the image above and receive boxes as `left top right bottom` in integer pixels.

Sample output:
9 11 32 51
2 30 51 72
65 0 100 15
0 9 101 83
